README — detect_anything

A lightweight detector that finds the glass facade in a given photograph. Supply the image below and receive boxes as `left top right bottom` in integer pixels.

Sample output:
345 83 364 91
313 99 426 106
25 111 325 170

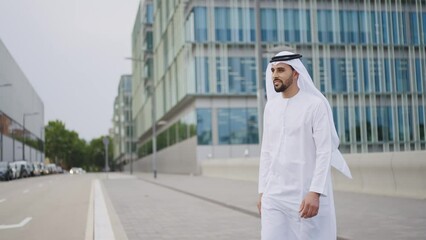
217 108 258 145
196 109 212 145
112 75 135 164
0 111 44 152
138 111 196 157
135 0 426 157
189 7 426 46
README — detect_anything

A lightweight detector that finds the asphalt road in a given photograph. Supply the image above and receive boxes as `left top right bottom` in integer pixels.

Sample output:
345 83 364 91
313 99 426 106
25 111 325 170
0 173 97 240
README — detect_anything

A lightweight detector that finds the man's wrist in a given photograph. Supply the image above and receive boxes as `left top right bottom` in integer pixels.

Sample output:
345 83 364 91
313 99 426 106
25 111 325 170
310 191 321 197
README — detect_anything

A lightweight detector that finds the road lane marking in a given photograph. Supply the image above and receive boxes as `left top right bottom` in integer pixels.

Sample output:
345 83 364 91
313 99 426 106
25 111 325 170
0 199 5 204
0 217 32 230
85 180 94 240
93 180 115 240
22 189 29 194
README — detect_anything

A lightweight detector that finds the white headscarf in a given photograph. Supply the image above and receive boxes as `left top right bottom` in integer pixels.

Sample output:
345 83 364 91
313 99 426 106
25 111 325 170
265 51 352 178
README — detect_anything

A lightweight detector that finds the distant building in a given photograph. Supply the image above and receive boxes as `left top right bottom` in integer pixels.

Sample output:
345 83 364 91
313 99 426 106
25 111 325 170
0 39 45 163
112 75 135 168
130 0 426 174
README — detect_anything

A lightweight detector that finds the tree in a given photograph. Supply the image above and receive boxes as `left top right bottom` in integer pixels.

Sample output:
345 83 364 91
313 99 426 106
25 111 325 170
87 136 114 171
45 120 115 172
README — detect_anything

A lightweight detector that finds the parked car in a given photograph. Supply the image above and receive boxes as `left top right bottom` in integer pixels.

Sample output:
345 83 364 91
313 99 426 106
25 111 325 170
38 162 49 175
46 163 57 174
28 162 41 176
10 161 31 178
56 166 64 174
69 167 85 174
0 161 14 181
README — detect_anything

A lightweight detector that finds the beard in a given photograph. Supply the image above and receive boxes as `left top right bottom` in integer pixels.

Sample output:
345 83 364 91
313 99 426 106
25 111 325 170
273 76 293 92
274 82 287 92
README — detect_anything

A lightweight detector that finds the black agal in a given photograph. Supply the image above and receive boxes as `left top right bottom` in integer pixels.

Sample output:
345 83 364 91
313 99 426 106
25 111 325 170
269 54 302 63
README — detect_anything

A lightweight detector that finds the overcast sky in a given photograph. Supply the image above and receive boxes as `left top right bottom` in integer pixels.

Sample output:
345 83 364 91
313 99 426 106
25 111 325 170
0 0 140 141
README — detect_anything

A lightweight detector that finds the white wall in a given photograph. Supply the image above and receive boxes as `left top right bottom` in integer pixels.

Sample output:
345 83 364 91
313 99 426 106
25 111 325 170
0 39 44 163
125 137 198 174
201 151 426 199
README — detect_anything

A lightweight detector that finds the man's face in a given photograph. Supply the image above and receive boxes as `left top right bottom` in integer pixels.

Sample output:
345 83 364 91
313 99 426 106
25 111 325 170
270 63 297 92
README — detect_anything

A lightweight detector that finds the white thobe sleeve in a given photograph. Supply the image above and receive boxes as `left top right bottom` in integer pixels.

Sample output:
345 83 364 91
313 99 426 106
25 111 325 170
258 103 272 194
309 101 332 196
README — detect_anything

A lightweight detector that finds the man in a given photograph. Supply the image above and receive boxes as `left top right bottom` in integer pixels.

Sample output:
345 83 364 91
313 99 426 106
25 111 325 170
257 51 352 239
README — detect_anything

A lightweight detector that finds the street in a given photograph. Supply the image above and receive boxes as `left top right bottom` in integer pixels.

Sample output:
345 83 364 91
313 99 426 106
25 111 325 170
0 174 96 240
0 173 261 240
2 172 425 240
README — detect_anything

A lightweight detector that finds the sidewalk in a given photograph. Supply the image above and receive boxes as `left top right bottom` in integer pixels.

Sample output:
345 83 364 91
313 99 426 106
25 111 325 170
104 172 426 240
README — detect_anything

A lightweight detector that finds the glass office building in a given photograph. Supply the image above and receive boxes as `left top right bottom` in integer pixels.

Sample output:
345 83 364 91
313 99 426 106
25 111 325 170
131 0 425 174
0 39 45 163
112 75 135 168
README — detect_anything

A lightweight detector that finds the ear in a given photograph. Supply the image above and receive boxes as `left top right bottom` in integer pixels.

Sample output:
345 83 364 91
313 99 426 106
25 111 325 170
293 70 299 78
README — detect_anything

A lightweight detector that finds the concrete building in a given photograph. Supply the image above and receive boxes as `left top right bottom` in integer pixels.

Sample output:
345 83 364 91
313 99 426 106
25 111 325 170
112 75 135 169
129 0 426 176
0 39 45 163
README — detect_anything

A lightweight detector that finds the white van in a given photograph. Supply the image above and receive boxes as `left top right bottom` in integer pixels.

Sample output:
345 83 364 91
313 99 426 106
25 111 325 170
9 161 31 178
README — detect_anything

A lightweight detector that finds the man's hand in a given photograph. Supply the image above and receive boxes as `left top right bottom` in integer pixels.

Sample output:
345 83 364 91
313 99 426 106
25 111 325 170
257 193 263 216
299 192 320 218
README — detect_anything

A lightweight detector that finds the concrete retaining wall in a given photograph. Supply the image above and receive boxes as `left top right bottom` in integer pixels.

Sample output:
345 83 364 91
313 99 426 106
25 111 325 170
201 151 426 199
125 138 198 174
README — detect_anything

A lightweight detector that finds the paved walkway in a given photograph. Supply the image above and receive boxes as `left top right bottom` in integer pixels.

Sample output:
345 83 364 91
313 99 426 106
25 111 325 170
102 173 426 240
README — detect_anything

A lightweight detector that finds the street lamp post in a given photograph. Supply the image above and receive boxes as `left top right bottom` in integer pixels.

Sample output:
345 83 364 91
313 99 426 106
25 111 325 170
129 137 136 175
23 112 39 161
255 0 265 140
151 84 157 179
125 57 159 179
103 137 109 172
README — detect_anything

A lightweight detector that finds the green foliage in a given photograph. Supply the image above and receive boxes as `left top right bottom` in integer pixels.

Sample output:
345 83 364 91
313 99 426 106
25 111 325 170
44 120 114 171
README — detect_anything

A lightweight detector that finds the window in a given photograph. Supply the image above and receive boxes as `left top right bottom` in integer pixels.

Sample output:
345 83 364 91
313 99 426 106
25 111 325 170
409 12 419 45
366 107 372 142
319 58 326 92
317 10 333 43
146 4 153 24
218 108 258 145
216 57 257 94
195 57 210 93
415 59 423 93
344 107 350 142
419 106 425 141
395 59 410 93
332 107 338 134
215 7 231 42
384 59 392 92
354 107 361 142
397 106 404 141
282 9 301 42
363 59 370 93
330 58 347 92
377 107 393 142
381 11 389 44
194 7 208 42
373 59 381 92
352 59 359 92
146 32 153 51
196 109 212 145
260 9 277 42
